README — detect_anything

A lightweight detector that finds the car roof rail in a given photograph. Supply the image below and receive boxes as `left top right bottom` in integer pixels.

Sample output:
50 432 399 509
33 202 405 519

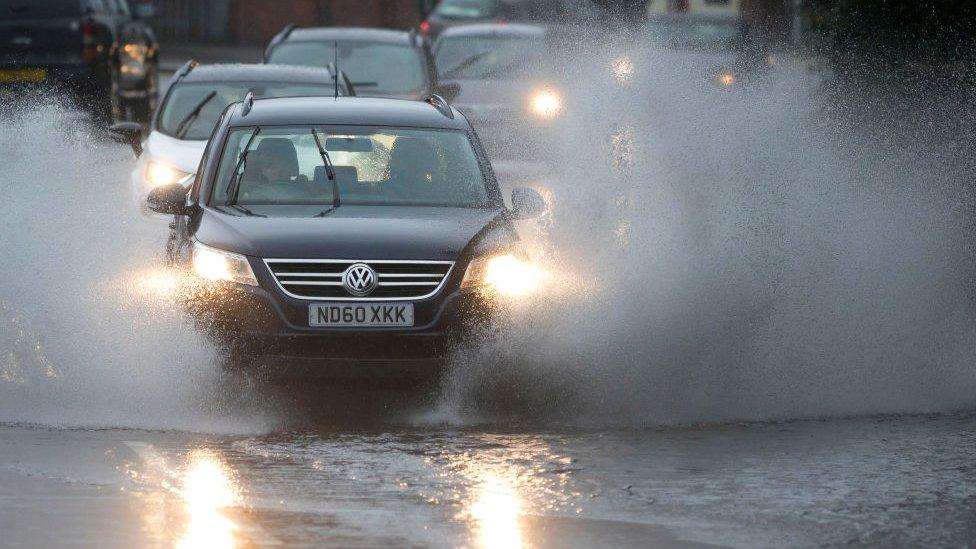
424 94 454 119
174 59 197 81
241 90 255 117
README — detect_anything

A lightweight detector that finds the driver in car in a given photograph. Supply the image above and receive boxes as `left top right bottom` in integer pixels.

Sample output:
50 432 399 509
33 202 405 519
238 138 309 201
250 138 304 185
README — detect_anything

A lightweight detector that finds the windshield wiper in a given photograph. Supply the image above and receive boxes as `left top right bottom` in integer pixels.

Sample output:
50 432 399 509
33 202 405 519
229 204 265 217
174 90 217 139
310 128 340 208
225 127 261 205
441 50 492 79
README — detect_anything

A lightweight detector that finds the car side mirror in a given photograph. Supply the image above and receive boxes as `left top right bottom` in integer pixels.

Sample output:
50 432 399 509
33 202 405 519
436 82 461 102
133 3 155 19
147 183 190 215
109 121 143 157
511 187 546 219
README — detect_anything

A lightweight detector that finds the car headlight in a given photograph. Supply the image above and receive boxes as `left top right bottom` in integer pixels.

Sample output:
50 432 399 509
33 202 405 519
461 253 541 297
718 72 736 87
146 160 192 188
192 242 258 286
529 89 563 120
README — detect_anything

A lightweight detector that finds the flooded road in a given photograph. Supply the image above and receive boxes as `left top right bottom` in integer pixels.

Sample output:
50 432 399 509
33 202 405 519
2 32 975 547
2 412 974 547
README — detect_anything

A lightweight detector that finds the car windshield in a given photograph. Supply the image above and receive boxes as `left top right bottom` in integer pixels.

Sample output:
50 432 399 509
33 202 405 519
210 126 491 208
267 42 426 95
435 35 545 80
158 82 335 140
644 19 743 50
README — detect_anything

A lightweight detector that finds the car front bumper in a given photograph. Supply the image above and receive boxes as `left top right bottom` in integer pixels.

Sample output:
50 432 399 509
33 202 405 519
180 275 494 369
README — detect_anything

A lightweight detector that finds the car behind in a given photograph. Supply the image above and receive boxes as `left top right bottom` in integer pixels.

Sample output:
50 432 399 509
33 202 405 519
433 23 562 161
113 61 353 218
264 26 457 101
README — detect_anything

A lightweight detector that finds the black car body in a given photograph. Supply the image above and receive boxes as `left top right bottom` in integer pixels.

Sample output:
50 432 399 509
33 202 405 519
264 26 453 102
0 0 159 123
148 96 545 375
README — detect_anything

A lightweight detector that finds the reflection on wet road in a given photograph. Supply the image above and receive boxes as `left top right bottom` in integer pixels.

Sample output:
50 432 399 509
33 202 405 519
3 413 973 547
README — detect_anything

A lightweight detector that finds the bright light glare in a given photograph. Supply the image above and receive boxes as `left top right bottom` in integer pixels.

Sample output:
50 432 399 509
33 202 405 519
193 246 232 281
530 89 562 119
128 268 183 299
720 72 736 86
469 473 523 549
611 56 635 83
191 243 258 286
483 254 542 297
146 161 190 188
177 451 242 549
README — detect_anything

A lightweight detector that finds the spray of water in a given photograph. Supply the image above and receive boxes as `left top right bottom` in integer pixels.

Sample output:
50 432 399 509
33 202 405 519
0 92 266 432
436 38 976 426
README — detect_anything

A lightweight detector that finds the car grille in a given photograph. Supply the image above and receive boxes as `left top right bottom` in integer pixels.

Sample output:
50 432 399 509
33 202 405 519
263 259 454 300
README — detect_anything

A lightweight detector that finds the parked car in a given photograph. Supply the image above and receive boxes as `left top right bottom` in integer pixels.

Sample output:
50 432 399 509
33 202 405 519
0 0 159 124
264 26 458 101
144 94 546 376
111 61 354 217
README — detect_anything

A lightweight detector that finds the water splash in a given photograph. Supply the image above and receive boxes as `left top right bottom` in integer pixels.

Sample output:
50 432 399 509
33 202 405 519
437 39 976 426
0 92 266 433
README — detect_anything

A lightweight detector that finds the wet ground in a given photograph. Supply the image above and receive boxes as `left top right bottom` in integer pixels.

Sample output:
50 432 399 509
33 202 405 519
2 409 974 548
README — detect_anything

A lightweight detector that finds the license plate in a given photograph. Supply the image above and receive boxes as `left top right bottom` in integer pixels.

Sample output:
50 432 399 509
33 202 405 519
309 302 414 327
0 68 47 83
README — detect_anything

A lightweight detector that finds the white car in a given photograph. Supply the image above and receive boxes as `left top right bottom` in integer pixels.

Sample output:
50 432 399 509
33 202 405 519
117 61 354 217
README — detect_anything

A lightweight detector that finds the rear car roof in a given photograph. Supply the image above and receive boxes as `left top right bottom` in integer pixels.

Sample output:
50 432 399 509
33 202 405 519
180 63 339 84
284 27 415 46
436 23 547 39
227 96 469 130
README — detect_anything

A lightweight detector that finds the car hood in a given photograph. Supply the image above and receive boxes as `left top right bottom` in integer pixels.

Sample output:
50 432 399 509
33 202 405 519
194 205 508 260
142 131 207 174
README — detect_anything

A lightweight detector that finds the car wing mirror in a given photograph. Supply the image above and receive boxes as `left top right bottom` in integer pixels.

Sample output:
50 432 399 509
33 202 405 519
109 121 144 157
436 82 461 102
511 187 546 220
147 183 190 216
